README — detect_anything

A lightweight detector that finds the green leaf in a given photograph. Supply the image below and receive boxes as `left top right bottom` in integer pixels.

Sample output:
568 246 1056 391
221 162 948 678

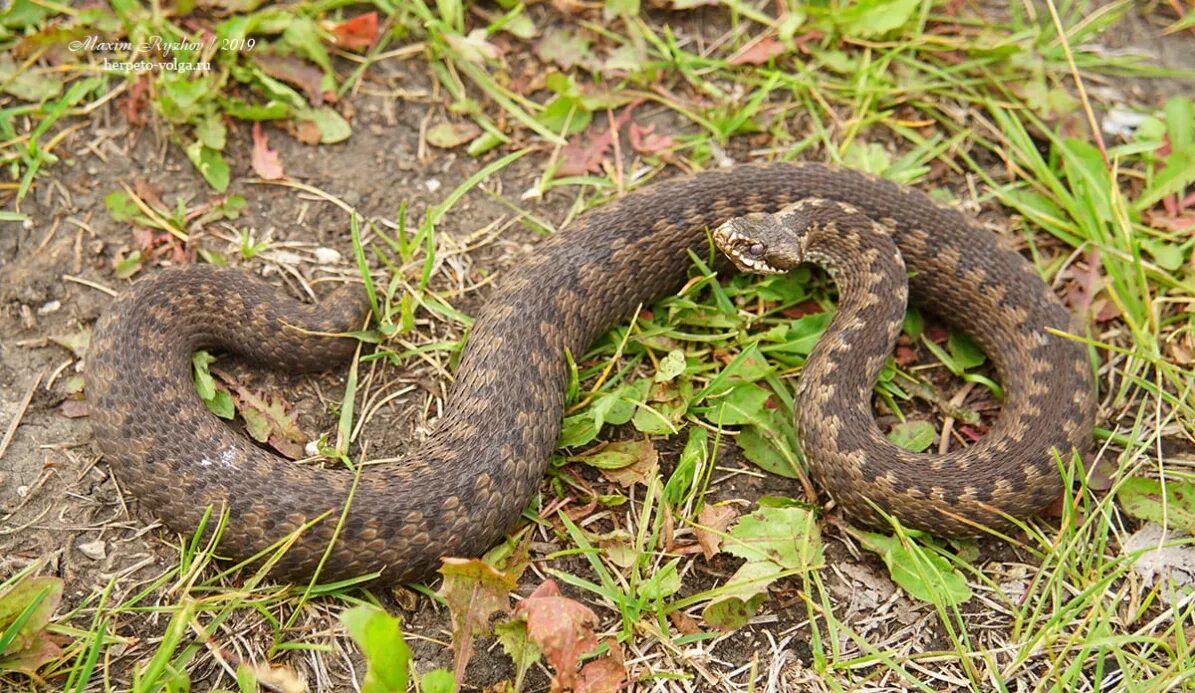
888 420 936 452
340 606 411 693
559 413 598 448
837 0 921 38
723 506 822 569
1140 239 1185 272
704 383 771 427
420 670 456 693
1165 96 1193 152
104 190 139 222
184 141 231 192
299 106 352 144
494 618 542 689
637 558 681 600
1117 476 1195 534
947 330 986 370
655 349 687 382
735 413 801 479
193 351 234 419
700 560 773 631
857 532 972 605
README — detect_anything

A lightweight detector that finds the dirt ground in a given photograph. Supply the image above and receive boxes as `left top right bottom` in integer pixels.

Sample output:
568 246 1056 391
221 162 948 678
1 4 1194 692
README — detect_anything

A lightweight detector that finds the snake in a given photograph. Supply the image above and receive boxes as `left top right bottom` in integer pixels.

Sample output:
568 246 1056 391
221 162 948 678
87 163 1096 584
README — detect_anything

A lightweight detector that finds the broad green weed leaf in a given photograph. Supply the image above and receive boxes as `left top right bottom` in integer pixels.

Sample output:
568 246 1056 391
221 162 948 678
421 670 456 693
340 606 410 693
947 330 986 370
700 560 773 631
1117 477 1195 534
888 420 936 452
857 532 972 605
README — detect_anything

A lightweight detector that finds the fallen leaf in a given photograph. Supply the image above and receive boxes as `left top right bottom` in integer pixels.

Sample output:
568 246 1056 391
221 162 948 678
515 580 604 692
0 576 64 676
427 121 482 149
572 439 657 487
444 29 502 63
668 611 702 636
729 36 787 65
695 504 738 560
330 12 378 50
536 27 596 71
226 384 306 459
628 121 674 156
296 119 322 145
251 122 284 180
1122 523 1195 604
438 558 518 684
59 399 88 418
255 53 325 106
575 638 625 693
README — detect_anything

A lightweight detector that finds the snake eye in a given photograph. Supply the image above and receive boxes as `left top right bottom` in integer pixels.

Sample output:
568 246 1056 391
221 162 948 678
748 242 766 257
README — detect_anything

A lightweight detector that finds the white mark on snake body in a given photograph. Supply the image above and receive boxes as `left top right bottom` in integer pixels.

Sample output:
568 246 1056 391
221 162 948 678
199 447 240 470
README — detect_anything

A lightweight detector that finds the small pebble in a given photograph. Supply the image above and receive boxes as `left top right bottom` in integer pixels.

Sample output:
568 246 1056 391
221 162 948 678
425 178 442 193
38 300 61 315
313 247 342 265
304 440 320 457
78 540 107 561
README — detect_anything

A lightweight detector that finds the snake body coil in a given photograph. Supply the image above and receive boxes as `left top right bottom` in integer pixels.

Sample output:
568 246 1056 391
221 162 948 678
87 163 1096 583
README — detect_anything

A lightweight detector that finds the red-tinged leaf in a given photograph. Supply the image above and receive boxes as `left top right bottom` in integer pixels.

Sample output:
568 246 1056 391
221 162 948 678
59 399 88 418
122 74 151 126
729 36 787 65
516 580 601 692
957 425 982 443
1145 208 1195 232
227 385 306 459
251 122 285 181
575 638 625 693
0 576 64 676
330 12 378 50
923 324 948 344
778 298 823 319
695 504 738 560
894 344 918 367
555 107 637 178
255 54 324 106
628 122 674 156
438 558 518 685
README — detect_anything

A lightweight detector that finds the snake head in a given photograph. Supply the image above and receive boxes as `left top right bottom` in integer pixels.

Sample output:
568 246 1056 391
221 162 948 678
713 212 806 275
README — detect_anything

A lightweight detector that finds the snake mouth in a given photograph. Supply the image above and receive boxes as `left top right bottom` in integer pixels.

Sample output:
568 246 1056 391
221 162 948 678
713 221 787 274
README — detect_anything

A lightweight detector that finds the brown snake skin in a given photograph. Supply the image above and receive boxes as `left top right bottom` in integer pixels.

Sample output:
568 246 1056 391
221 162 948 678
87 163 1096 584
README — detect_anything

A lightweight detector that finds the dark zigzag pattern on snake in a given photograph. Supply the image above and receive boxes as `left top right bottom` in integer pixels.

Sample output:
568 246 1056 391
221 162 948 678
87 163 1096 584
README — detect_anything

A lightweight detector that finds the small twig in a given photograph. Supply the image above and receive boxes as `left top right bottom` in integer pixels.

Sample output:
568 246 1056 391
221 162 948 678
0 368 46 463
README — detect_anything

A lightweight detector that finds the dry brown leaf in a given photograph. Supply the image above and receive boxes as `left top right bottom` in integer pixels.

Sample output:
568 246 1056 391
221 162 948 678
695 504 738 560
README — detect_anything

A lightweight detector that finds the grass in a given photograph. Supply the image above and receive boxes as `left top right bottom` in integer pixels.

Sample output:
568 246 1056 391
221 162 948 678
1 0 1194 690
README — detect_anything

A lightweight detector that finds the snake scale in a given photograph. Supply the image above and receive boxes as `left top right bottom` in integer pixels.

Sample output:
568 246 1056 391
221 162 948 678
87 163 1096 584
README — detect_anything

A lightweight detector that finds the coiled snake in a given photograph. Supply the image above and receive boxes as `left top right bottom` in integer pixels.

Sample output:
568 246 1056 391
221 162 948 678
87 163 1096 583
